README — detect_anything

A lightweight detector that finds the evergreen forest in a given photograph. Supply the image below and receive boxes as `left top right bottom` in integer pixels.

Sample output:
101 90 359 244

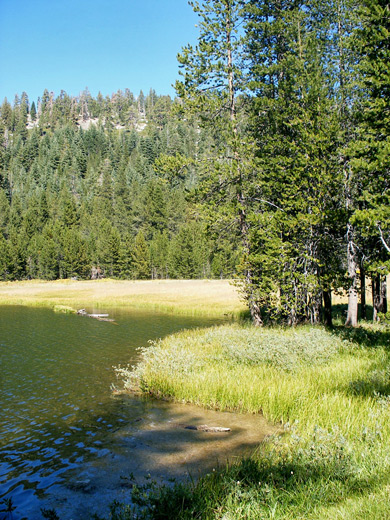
0 88 240 283
0 0 389 328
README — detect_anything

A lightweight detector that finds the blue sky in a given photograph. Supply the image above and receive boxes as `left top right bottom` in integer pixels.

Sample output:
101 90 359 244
0 0 199 104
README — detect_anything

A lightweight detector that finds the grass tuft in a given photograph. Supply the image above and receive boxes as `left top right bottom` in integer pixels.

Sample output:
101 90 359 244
53 304 76 314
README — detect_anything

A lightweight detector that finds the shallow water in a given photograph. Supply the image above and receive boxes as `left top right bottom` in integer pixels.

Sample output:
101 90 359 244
0 306 274 519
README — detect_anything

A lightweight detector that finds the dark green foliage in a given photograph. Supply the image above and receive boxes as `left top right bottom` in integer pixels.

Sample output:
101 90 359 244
349 1 390 272
169 222 211 279
132 231 150 279
149 231 170 279
172 0 389 327
244 0 348 324
0 98 12 130
175 0 264 322
30 100 37 121
0 88 238 281
141 180 168 238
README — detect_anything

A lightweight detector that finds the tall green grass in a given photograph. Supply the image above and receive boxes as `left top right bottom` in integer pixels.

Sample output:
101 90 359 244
115 323 390 519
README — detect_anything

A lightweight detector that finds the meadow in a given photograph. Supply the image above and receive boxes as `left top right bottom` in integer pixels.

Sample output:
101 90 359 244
0 279 246 318
116 321 390 519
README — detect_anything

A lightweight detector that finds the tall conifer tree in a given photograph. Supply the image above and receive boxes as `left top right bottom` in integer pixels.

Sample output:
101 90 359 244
349 0 390 322
245 0 346 324
176 0 265 324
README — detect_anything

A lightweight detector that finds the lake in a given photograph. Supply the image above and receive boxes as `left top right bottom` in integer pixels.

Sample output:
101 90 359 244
0 306 274 519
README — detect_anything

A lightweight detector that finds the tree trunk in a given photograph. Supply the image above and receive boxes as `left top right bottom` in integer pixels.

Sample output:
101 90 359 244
345 223 358 327
380 275 387 314
248 292 263 326
360 266 366 320
227 6 262 327
323 290 333 327
346 285 358 327
373 275 381 321
311 292 322 324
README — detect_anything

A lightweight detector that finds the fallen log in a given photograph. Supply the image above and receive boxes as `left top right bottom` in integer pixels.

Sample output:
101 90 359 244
184 425 231 432
77 310 115 322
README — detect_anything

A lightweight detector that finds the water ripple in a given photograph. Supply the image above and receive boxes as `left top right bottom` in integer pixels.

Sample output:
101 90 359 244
0 306 223 517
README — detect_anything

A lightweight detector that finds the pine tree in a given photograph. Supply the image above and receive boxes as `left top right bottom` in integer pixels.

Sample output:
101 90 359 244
176 0 265 323
349 0 390 309
245 0 350 324
141 180 168 239
132 231 150 279
149 231 170 279
138 90 146 115
94 219 122 277
36 224 59 280
0 188 10 236
30 101 37 121
0 98 13 129
0 234 10 279
170 222 211 279
60 228 89 279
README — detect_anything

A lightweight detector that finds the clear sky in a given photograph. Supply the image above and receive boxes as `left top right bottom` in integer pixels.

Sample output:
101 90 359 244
0 0 199 104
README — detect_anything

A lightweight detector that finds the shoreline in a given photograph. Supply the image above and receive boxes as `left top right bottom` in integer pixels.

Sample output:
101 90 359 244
4 279 390 517
0 278 246 318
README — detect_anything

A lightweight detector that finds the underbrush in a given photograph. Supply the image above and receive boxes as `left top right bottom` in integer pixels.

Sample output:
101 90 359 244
114 323 390 519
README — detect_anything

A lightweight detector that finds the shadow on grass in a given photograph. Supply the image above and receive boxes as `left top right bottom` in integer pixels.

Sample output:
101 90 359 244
118 432 380 520
331 324 390 350
347 371 390 397
333 304 375 322
344 348 390 397
329 312 390 397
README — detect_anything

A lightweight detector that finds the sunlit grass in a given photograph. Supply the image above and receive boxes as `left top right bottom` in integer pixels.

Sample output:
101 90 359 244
116 323 390 519
0 279 245 318
53 304 76 313
314 485 390 520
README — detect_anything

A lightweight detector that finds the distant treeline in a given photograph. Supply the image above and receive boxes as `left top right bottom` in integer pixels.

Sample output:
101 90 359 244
0 88 239 281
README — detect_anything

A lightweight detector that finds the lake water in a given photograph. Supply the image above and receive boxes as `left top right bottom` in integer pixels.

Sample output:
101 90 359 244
0 306 275 519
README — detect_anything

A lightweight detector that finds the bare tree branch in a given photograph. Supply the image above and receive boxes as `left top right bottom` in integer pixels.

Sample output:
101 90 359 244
253 198 285 211
377 224 390 253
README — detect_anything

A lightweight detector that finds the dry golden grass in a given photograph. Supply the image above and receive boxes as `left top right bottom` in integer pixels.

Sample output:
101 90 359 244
1 277 387 318
332 276 390 307
0 279 246 317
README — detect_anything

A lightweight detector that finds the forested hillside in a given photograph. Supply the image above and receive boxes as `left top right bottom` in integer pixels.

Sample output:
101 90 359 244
0 88 239 281
0 0 389 328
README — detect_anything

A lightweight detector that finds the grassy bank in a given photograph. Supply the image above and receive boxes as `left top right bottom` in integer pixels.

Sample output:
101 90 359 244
116 323 390 519
0 279 245 318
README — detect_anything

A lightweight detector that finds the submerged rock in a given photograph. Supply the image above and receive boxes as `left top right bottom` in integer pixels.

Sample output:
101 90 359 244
68 479 95 493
